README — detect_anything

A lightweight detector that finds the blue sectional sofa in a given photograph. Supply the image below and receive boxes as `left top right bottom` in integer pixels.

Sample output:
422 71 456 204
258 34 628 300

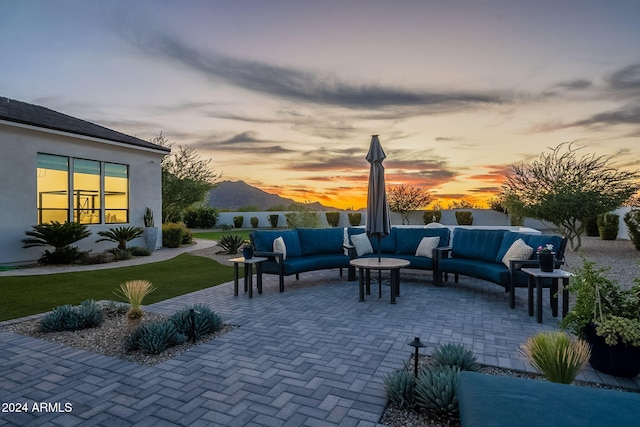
250 228 353 292
434 228 567 304
346 226 451 274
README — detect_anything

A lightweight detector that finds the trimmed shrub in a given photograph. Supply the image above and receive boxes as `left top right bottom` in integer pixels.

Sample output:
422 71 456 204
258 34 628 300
250 216 259 228
125 320 186 354
624 210 640 250
423 210 442 224
325 212 341 228
414 365 460 416
39 300 104 332
384 367 415 410
348 213 362 226
184 206 219 228
182 229 193 245
585 216 600 237
455 211 473 225
170 304 222 341
233 215 244 228
268 214 279 228
130 246 151 256
430 343 480 372
162 222 187 248
597 213 619 240
108 248 132 261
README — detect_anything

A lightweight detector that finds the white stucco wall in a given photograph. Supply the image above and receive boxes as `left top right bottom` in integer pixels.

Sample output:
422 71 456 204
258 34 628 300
0 122 165 265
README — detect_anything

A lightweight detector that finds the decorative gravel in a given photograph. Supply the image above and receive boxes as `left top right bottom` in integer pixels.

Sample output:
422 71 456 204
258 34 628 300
4 305 236 366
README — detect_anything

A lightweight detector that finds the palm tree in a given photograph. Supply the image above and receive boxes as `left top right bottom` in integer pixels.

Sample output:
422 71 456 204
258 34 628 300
22 221 91 251
96 226 144 250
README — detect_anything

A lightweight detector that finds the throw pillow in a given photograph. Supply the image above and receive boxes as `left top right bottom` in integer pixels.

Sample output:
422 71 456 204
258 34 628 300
501 238 534 267
415 236 440 258
273 236 287 263
351 233 373 256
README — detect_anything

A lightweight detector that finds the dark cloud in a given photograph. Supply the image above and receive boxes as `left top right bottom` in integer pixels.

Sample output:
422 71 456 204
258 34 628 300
570 104 640 127
191 131 296 155
125 31 507 110
607 64 640 92
554 79 592 91
434 136 462 142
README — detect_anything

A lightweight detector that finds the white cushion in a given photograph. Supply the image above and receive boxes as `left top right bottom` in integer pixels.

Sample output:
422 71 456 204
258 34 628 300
502 238 534 267
415 236 440 258
273 236 287 263
351 233 374 256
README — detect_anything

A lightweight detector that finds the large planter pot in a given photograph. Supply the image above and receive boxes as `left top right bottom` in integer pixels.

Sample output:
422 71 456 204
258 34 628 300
144 227 159 251
538 252 555 272
585 323 640 378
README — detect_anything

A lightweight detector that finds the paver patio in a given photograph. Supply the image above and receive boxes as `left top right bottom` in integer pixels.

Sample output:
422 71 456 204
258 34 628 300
2 246 639 426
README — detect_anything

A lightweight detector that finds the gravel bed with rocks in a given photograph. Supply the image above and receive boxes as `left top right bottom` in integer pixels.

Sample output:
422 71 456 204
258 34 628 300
4 305 236 366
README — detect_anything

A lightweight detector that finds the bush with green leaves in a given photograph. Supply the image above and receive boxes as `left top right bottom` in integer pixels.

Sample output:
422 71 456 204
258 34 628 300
96 226 144 250
162 222 187 248
348 213 361 226
250 216 259 228
130 246 151 256
423 210 442 224
182 229 194 245
584 216 600 237
414 365 460 416
108 248 132 261
217 234 244 254
519 331 590 384
325 212 340 227
184 206 219 228
39 300 104 332
233 215 244 228
624 210 640 250
285 203 321 228
384 365 415 410
268 214 279 228
22 221 91 264
430 343 480 372
454 211 473 225
597 213 619 240
170 304 222 341
125 320 186 354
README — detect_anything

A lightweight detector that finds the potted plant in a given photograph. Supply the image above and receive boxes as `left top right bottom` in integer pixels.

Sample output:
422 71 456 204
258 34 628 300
143 207 159 251
536 244 555 272
560 258 640 377
241 240 254 259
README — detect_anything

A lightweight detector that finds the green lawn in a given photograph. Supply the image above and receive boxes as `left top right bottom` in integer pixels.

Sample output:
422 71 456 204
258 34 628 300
192 230 251 241
0 253 236 322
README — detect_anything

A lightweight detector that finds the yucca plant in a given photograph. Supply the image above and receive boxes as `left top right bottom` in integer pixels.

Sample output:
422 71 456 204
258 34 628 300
519 331 591 384
96 226 144 250
22 221 91 264
114 280 156 321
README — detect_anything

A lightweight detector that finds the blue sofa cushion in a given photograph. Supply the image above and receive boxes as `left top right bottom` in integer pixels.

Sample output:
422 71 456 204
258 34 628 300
496 232 565 263
451 229 507 263
395 227 450 255
347 227 396 254
252 229 303 257
439 258 510 285
297 228 345 256
313 254 351 270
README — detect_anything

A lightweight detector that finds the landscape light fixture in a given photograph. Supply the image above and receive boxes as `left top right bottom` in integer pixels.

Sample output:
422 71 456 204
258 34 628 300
407 336 427 378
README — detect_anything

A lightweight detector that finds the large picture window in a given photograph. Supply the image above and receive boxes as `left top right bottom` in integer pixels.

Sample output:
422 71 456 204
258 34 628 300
36 153 129 225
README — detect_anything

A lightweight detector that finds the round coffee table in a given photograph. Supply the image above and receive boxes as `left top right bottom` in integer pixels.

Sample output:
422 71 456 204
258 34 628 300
350 257 410 304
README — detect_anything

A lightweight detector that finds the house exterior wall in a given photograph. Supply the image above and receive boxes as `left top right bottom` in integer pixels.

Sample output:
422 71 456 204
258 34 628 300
0 121 165 265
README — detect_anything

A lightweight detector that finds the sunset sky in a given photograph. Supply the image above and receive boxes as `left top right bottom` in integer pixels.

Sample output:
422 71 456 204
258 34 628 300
2 0 639 209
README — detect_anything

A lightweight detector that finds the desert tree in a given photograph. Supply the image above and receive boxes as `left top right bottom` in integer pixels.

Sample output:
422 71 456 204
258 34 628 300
388 185 433 225
152 132 221 223
502 142 640 251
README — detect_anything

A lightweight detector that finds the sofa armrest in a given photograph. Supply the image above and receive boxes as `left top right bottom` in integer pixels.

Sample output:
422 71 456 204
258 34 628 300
344 244 357 259
254 251 284 264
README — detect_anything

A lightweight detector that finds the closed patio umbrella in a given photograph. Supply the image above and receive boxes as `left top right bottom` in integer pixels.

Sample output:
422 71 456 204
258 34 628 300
366 135 391 262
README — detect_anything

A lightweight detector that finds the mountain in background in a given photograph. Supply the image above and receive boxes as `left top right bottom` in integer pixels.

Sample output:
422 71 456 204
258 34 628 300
207 180 338 211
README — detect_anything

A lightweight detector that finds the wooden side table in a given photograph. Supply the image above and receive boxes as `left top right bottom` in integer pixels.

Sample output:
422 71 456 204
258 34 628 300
349 258 410 304
228 257 267 298
521 268 573 323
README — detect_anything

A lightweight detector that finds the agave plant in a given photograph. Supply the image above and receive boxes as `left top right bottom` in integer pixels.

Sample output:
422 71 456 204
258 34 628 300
96 226 144 250
22 221 91 264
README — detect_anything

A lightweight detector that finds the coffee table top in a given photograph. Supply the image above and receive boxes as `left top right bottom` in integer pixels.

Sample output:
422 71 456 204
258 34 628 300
228 256 268 264
521 268 573 278
350 257 410 269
